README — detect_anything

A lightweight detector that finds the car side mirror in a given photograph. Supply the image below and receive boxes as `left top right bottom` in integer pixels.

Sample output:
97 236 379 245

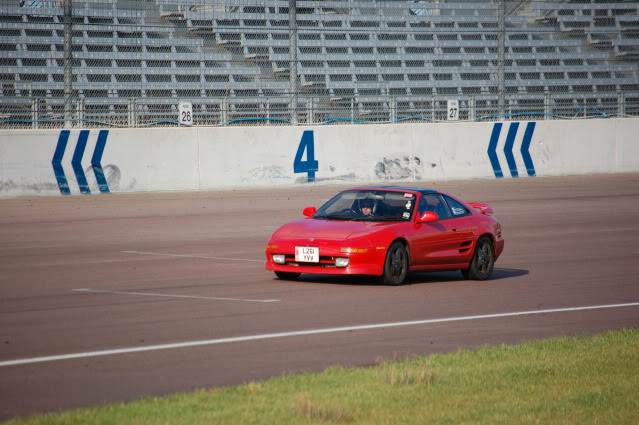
417 211 438 223
303 207 317 217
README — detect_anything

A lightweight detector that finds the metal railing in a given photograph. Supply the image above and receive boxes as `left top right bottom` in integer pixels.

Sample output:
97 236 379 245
1 93 636 129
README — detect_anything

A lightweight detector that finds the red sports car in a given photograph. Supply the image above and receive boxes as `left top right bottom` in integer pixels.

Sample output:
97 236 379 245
265 187 504 285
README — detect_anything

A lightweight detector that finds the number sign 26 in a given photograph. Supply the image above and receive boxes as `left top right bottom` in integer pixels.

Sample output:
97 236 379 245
178 101 193 126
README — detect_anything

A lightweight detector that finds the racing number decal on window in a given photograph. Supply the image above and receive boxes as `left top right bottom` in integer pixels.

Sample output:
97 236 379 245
293 130 319 182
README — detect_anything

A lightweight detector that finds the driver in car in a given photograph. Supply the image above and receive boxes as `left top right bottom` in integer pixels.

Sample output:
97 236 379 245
360 200 374 216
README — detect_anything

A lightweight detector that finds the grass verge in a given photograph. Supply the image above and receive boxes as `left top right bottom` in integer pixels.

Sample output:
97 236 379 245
4 328 638 425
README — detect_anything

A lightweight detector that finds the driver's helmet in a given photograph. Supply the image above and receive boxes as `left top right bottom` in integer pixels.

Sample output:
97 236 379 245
360 199 374 211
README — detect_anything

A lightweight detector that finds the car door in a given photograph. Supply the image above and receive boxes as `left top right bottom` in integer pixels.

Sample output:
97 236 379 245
409 194 462 267
441 194 475 260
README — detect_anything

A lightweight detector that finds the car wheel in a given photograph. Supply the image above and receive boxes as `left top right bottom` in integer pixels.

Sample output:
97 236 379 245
383 241 408 286
275 271 301 280
462 236 495 280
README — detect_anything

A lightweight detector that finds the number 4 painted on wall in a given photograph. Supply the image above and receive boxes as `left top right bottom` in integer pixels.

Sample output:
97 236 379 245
293 130 319 182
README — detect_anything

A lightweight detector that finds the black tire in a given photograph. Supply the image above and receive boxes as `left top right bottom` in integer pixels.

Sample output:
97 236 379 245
382 241 409 286
275 271 301 280
462 236 495 281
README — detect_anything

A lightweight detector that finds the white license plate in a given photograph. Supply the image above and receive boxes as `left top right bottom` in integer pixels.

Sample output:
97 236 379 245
295 246 319 263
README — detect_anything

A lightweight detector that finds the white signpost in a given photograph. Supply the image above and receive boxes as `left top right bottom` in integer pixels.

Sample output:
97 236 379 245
178 101 193 126
447 99 459 121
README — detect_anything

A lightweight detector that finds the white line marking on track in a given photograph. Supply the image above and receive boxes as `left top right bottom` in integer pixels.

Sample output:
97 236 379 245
73 288 280 303
121 250 264 263
1 301 638 368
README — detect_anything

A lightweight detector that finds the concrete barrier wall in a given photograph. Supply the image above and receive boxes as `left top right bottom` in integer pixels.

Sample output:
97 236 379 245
1 118 638 197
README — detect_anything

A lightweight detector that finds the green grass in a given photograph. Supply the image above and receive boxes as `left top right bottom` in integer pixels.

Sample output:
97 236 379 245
5 329 639 425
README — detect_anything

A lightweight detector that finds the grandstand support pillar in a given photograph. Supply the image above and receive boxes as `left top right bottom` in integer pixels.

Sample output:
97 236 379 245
63 0 73 129
469 96 475 121
77 98 84 128
351 98 355 122
498 0 505 119
31 98 39 130
618 91 626 116
266 101 271 126
307 98 315 124
544 91 551 120
390 97 397 122
289 0 298 124
128 99 137 127
221 98 229 124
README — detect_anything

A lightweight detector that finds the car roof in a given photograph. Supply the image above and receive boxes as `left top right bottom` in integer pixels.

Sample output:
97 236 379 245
349 186 440 196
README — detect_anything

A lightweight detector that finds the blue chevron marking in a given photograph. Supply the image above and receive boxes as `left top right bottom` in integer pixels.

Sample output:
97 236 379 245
487 123 503 178
91 130 110 193
52 130 71 195
520 122 536 177
72 130 91 194
503 122 520 177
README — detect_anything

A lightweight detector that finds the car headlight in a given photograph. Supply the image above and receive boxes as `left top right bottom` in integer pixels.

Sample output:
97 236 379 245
272 254 286 264
335 257 350 268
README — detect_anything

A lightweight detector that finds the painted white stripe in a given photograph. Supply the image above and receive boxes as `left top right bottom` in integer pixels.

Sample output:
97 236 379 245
121 250 264 263
1 301 637 368
73 288 280 303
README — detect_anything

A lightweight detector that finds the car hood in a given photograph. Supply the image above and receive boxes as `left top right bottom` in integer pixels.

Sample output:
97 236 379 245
271 218 392 241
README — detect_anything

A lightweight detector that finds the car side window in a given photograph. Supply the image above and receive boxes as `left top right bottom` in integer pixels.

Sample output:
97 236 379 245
443 195 470 217
418 194 452 219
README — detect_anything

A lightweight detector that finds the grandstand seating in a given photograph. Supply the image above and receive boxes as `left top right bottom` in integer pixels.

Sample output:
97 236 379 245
1 0 637 126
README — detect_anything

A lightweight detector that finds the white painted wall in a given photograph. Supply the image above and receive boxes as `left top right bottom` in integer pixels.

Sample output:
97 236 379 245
1 118 637 197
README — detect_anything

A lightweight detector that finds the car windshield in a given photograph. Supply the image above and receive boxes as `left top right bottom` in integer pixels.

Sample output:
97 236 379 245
313 190 416 222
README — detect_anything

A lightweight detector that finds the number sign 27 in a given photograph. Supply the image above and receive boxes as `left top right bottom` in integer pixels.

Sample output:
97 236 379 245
293 130 319 182
447 99 459 121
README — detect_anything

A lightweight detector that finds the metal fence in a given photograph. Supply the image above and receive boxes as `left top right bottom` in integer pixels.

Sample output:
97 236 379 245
5 93 636 129
1 0 638 129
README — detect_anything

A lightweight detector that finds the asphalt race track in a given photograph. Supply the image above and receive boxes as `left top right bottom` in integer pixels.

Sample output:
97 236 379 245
1 174 639 420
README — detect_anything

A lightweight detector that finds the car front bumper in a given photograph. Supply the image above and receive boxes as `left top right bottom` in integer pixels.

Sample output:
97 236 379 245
265 243 386 276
